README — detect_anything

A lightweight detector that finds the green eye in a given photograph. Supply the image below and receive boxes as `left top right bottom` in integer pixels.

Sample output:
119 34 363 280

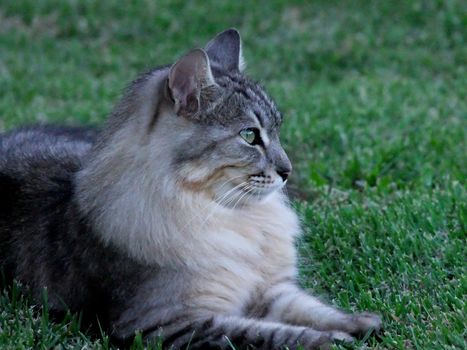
240 128 258 144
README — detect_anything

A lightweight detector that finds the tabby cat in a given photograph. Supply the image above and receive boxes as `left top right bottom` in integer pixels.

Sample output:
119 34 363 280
0 29 381 349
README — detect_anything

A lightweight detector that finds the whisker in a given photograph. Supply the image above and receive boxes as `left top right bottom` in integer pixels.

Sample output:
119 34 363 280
242 187 257 207
231 184 254 211
189 181 249 232
212 181 248 208
281 183 291 204
216 182 249 209
178 178 247 233
214 174 248 196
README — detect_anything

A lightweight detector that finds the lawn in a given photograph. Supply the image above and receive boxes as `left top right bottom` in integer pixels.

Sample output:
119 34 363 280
0 0 465 349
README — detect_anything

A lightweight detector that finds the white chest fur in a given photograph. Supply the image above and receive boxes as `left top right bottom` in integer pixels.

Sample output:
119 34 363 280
188 194 301 314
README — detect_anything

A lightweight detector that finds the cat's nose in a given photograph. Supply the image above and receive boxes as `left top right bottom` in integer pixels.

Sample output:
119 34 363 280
276 167 291 182
271 146 292 182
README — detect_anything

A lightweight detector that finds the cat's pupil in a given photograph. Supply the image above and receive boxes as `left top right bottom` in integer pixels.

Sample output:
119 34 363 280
240 128 260 145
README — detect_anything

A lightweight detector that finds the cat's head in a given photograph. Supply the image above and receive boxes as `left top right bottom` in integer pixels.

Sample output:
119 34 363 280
110 29 291 207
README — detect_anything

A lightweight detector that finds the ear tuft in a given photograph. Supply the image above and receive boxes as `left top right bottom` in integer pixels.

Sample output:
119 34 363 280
168 49 216 117
205 28 245 72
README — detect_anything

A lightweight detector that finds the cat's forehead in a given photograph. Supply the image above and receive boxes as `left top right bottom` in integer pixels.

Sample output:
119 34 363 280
212 73 282 130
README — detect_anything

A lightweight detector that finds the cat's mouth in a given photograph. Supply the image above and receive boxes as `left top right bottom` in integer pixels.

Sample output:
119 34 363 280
243 174 284 199
249 174 276 186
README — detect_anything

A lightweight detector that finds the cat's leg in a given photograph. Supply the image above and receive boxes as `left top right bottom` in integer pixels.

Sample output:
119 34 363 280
261 281 382 338
145 314 353 350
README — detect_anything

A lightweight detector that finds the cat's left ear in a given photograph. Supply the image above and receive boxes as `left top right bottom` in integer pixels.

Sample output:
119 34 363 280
168 49 216 117
205 28 245 72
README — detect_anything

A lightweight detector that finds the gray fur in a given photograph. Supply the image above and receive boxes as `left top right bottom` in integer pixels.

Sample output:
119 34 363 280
0 29 381 349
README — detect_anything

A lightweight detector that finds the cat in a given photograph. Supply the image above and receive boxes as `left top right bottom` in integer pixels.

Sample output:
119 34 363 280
0 29 381 349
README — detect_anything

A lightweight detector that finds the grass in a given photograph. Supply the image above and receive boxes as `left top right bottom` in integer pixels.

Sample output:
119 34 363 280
0 0 465 349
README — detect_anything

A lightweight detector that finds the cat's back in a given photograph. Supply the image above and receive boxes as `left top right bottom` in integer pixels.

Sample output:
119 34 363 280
1 124 96 176
0 125 97 170
0 125 113 310
0 125 98 241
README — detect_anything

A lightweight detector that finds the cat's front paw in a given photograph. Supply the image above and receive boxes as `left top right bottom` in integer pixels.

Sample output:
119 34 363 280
299 329 354 350
330 331 355 342
346 312 382 338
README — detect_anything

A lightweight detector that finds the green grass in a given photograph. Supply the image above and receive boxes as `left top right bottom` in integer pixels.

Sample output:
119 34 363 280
0 0 466 349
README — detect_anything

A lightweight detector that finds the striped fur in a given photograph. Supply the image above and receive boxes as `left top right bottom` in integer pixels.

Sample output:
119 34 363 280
0 29 381 349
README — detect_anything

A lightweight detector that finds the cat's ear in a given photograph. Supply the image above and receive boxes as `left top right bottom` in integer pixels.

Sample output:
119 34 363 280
205 28 245 72
168 49 216 117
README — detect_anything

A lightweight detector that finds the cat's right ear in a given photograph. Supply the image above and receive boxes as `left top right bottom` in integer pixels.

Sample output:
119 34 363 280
167 49 216 118
205 28 245 72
